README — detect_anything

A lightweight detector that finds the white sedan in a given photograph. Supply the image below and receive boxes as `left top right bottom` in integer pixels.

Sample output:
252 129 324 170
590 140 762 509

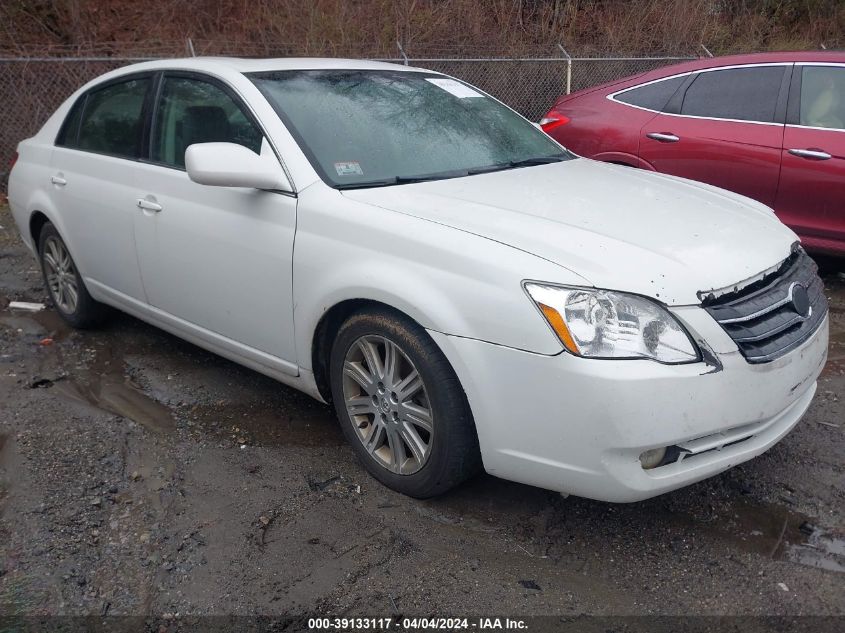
8 58 829 501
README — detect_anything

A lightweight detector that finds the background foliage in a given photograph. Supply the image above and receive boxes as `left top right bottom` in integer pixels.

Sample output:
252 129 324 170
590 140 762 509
2 0 843 56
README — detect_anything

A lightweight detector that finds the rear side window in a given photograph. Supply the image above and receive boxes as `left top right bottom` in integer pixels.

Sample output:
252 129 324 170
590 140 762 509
56 96 86 147
77 78 150 158
680 66 785 123
151 76 263 169
614 76 686 111
799 66 845 130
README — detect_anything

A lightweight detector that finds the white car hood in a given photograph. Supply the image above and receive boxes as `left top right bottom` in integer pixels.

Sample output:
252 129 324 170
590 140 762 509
343 159 797 306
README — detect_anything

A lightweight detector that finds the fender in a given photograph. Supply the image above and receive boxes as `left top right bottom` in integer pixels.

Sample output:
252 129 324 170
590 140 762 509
295 261 477 371
291 189 584 371
22 194 93 280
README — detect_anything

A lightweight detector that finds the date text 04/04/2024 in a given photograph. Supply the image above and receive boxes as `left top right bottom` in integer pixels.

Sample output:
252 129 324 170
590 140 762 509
307 617 528 630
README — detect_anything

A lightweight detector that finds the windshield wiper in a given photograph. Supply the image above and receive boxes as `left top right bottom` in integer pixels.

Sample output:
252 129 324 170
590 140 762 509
509 153 571 167
335 169 470 190
394 174 461 184
334 178 399 190
467 153 571 175
335 155 571 190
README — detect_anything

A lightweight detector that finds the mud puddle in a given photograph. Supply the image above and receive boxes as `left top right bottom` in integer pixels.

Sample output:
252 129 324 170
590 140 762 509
53 375 175 435
51 340 175 435
679 498 845 573
423 479 845 573
0 302 70 341
9 304 337 445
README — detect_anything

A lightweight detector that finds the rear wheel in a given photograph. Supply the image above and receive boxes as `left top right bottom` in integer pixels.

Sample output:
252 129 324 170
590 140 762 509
37 222 108 328
329 308 481 498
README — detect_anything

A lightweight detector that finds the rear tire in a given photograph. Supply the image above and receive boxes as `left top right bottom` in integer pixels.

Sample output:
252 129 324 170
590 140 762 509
329 308 481 498
37 222 109 328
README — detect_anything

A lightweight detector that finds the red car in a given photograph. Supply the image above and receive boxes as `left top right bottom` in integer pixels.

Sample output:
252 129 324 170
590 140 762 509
541 52 845 256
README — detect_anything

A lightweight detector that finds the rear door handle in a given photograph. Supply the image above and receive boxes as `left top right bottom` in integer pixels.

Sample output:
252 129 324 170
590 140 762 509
646 132 680 143
136 198 162 212
50 175 67 186
788 148 831 160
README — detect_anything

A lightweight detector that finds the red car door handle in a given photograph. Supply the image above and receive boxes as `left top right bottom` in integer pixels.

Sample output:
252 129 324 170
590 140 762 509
788 148 831 160
646 132 680 143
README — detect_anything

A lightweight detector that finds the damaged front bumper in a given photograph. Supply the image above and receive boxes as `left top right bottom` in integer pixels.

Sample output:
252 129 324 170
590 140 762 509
428 311 829 503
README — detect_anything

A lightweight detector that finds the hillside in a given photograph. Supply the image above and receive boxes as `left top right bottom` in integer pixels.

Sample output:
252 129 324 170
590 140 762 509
2 0 843 57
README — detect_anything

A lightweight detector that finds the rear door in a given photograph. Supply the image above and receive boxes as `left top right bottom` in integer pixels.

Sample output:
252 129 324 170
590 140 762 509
639 64 791 207
775 64 845 253
568 74 688 162
49 74 154 301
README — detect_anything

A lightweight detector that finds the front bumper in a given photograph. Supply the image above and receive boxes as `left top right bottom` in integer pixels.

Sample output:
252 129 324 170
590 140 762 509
429 313 828 503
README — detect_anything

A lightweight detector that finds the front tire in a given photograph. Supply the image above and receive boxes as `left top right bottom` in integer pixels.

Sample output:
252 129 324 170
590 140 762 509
329 308 481 498
37 222 108 328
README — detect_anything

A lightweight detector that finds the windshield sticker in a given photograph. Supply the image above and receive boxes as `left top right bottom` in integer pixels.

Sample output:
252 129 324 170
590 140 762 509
426 78 483 98
334 161 364 176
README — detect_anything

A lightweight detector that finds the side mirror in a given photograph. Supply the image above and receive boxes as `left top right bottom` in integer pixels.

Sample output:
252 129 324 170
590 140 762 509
185 139 292 191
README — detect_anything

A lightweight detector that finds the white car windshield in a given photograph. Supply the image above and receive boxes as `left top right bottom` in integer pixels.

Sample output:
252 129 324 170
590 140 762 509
249 69 573 189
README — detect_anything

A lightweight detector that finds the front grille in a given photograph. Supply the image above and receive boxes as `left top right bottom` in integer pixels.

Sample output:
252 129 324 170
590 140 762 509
702 248 828 363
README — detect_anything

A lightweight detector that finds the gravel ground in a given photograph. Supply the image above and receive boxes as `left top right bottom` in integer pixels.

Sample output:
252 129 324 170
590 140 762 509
0 203 843 621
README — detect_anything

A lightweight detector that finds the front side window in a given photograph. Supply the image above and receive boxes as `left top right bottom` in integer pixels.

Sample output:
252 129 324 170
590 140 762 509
250 70 570 188
680 66 786 123
77 78 150 158
614 75 686 111
799 66 845 130
152 77 263 168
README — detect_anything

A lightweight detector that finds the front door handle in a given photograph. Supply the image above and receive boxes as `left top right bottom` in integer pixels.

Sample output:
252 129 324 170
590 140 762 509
50 175 67 186
646 132 680 143
136 198 163 212
788 148 831 161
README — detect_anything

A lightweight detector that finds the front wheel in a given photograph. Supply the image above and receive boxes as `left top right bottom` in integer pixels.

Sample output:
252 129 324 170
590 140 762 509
329 308 481 498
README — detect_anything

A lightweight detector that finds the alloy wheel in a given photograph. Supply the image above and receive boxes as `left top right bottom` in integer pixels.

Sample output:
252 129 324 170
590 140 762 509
42 236 79 314
342 335 434 475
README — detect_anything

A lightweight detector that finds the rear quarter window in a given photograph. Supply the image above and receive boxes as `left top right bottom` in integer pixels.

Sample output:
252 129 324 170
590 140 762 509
56 96 86 147
613 75 686 111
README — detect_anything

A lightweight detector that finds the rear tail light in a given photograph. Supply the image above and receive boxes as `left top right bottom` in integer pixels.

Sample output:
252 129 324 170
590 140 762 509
9 151 18 171
539 114 570 133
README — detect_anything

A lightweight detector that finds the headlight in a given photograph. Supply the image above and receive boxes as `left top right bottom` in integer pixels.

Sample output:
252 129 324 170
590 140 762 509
524 283 699 364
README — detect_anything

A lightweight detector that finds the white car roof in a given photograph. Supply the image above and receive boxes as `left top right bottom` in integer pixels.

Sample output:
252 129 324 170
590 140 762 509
111 56 426 75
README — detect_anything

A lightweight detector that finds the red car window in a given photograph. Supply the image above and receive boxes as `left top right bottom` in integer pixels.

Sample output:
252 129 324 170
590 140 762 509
614 75 687 111
680 66 786 123
800 66 845 130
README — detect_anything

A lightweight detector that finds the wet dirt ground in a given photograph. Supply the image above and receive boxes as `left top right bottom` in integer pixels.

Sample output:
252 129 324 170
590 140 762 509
0 204 843 619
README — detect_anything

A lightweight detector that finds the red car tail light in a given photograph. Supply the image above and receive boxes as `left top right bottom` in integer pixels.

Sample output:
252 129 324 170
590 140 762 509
539 114 570 133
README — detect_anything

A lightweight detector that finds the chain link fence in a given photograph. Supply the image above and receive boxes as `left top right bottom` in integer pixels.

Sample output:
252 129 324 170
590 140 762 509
407 56 692 120
0 47 693 191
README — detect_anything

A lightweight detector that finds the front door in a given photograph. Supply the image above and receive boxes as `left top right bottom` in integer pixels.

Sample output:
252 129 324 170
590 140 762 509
639 64 789 207
775 64 845 253
132 73 298 369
